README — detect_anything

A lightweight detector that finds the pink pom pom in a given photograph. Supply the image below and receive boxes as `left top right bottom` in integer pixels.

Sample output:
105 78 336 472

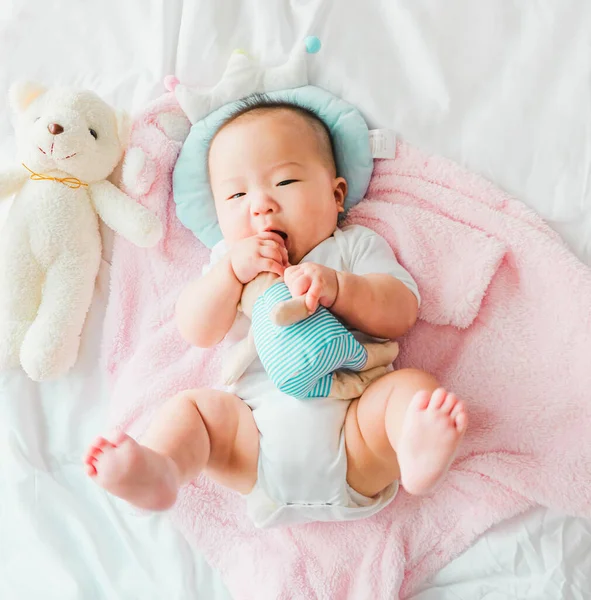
164 75 180 92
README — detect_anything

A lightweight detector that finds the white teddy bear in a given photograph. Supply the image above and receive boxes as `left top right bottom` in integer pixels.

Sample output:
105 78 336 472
0 82 162 381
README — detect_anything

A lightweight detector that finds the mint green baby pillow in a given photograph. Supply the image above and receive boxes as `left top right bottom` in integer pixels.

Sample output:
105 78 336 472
173 85 374 249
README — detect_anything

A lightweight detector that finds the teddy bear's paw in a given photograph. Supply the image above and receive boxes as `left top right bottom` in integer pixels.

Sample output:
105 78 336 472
155 112 191 143
20 321 81 381
134 210 163 248
0 319 30 370
121 147 155 197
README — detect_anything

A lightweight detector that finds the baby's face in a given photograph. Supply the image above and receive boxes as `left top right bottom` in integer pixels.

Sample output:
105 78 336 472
208 109 347 264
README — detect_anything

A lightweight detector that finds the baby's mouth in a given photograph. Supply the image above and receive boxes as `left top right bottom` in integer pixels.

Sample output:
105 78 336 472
273 229 290 252
270 229 288 242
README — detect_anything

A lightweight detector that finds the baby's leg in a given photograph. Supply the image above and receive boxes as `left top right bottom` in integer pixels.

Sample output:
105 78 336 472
344 369 467 498
84 389 259 510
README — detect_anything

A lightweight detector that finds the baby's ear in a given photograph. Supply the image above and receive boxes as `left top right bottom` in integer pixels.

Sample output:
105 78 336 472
9 81 47 114
334 177 348 212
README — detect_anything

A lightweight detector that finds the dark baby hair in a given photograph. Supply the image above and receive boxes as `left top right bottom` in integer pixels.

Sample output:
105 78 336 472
207 93 337 174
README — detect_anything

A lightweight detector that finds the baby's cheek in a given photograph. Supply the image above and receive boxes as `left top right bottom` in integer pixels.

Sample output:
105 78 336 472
219 212 251 242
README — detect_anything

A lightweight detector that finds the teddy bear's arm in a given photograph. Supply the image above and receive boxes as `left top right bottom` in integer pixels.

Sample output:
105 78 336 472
89 179 162 248
121 147 157 197
0 167 28 200
221 327 258 386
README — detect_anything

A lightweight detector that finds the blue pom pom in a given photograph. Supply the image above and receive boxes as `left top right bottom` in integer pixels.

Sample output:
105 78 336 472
305 36 321 54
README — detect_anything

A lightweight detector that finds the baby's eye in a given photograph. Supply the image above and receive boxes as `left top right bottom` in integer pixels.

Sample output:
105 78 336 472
277 179 299 187
89 128 98 140
229 192 246 200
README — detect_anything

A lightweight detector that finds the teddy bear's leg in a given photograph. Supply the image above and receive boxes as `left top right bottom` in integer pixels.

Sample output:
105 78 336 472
270 296 310 327
221 328 257 386
0 249 42 370
325 342 399 399
328 366 390 400
362 340 400 370
19 251 100 381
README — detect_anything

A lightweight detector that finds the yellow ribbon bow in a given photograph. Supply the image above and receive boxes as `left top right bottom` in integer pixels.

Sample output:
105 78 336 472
22 163 88 190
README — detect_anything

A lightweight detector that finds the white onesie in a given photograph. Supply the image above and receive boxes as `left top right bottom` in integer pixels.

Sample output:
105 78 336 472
205 224 420 528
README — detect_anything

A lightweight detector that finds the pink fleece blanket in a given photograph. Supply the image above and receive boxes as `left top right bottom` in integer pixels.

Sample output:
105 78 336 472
103 94 591 599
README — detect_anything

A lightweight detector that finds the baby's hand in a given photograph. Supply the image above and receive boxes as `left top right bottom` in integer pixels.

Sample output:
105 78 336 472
229 232 289 284
284 263 339 313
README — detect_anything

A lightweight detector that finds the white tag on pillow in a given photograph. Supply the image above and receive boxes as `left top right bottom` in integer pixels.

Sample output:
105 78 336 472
369 129 397 159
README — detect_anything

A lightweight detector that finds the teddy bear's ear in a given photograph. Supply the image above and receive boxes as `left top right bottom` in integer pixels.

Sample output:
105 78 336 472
9 81 47 114
115 110 131 147
156 111 191 142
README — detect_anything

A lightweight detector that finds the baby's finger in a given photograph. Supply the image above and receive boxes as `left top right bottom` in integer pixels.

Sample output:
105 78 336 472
283 264 302 285
260 241 289 266
279 245 289 267
260 240 282 249
260 258 285 277
257 231 285 246
262 240 288 266
288 272 312 297
259 246 284 265
305 279 322 312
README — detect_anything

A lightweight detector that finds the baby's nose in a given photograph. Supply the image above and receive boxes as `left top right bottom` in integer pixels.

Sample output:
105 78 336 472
251 194 277 215
48 123 64 135
253 205 275 215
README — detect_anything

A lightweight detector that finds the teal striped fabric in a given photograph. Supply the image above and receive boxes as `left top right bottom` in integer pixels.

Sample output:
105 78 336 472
252 282 368 399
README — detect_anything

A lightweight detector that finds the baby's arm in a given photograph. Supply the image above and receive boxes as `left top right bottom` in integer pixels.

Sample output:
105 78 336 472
331 229 419 339
284 262 417 339
176 255 242 348
176 231 288 348
284 229 419 340
332 272 418 339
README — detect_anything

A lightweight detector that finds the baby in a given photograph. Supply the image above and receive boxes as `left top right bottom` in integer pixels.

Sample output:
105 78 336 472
84 97 468 528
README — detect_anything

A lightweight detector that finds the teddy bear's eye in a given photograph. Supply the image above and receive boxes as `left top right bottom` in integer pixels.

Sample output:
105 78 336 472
89 128 98 140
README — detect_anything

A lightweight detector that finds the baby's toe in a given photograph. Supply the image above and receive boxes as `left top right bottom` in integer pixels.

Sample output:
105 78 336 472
107 430 128 447
450 400 464 420
410 390 431 411
429 388 447 410
92 436 115 452
440 392 457 415
452 403 467 432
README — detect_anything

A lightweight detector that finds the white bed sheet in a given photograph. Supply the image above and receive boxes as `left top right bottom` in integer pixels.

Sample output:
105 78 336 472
1 2 590 599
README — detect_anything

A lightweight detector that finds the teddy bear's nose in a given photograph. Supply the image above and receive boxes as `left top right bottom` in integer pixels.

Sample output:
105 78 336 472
48 123 64 135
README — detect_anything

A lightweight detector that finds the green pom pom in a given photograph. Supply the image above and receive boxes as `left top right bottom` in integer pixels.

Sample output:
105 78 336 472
304 36 321 54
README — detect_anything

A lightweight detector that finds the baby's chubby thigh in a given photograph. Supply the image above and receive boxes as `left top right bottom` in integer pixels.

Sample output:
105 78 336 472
240 375 351 506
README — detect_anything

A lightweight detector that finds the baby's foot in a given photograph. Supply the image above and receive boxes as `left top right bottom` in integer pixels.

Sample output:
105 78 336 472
83 431 180 511
396 388 467 495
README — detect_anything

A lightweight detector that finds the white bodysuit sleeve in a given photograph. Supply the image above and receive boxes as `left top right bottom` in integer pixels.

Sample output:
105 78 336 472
201 239 228 276
346 226 421 305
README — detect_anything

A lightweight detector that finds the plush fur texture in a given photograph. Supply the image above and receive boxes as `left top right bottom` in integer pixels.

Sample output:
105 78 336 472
103 94 591 599
0 82 162 381
171 44 310 125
